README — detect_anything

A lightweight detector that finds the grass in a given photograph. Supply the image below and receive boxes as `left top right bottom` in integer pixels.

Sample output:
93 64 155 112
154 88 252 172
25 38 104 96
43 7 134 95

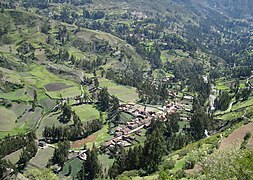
131 174 159 180
0 106 17 131
0 125 30 139
28 147 55 168
98 154 114 173
232 95 253 111
59 158 83 179
3 149 23 164
36 111 71 139
172 158 186 172
72 104 100 122
99 77 139 103
86 124 112 148
216 110 244 121
26 65 81 99
120 112 133 123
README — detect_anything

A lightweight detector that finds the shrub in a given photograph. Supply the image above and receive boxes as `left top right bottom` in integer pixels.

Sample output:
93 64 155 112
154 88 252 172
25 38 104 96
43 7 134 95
184 156 196 169
174 169 185 179
163 159 176 170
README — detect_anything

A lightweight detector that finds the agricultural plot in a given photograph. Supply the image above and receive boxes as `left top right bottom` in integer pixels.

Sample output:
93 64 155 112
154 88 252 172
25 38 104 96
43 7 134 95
215 79 233 91
86 125 112 148
28 147 55 169
99 77 139 103
0 88 32 101
98 154 114 173
232 95 253 111
3 149 23 164
219 122 253 150
0 107 17 131
20 66 81 99
36 111 71 139
44 83 73 92
0 126 30 139
59 158 83 179
72 104 100 122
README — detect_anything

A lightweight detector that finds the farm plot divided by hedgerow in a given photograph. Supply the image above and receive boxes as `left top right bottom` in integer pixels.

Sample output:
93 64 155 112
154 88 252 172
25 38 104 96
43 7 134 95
20 65 81 99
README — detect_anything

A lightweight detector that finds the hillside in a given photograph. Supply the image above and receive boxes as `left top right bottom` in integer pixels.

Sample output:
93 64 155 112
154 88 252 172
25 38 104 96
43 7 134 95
0 0 252 179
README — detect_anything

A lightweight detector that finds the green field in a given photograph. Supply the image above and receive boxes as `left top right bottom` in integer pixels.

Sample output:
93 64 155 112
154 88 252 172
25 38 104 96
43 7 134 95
0 125 30 139
59 158 83 179
99 77 139 103
25 66 81 99
36 112 71 139
86 124 112 148
232 95 253 111
72 104 100 122
28 147 55 168
3 149 23 164
0 106 17 131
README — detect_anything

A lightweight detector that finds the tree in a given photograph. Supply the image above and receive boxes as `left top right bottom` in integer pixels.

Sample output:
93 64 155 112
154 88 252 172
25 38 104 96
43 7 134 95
190 108 208 140
40 21 50 34
59 103 72 123
166 113 180 133
98 87 110 111
52 141 70 167
158 171 170 180
78 144 102 180
31 89 38 111
24 169 57 180
142 128 166 173
214 91 231 111
83 8 90 18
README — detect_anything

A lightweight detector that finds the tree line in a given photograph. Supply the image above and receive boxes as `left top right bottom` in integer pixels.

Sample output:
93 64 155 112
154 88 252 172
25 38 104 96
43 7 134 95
43 119 103 143
108 113 194 178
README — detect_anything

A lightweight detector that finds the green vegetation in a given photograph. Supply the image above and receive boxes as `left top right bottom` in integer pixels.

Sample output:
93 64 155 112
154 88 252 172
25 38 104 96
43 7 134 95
72 104 100 122
0 0 252 179
28 147 55 168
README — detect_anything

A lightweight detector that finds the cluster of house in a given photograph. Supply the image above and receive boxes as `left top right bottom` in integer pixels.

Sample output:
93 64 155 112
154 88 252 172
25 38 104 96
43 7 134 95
101 98 193 151
101 104 154 151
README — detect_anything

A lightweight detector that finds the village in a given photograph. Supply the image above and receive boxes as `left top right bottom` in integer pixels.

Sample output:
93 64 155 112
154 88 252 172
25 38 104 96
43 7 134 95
101 94 193 153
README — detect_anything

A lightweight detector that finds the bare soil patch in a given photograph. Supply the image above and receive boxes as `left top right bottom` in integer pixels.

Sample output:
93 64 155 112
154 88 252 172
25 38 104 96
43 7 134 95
44 82 73 91
71 135 97 148
219 122 253 150
185 164 202 175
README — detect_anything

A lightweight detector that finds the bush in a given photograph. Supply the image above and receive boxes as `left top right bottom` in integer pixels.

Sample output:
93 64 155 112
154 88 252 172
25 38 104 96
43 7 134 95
184 156 196 169
178 149 189 158
163 159 176 170
158 170 170 180
244 132 251 141
174 169 185 179
121 170 139 177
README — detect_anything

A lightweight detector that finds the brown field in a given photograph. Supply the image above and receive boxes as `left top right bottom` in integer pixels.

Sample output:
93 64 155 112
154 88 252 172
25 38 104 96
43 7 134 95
44 83 73 92
71 135 96 148
219 122 253 150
